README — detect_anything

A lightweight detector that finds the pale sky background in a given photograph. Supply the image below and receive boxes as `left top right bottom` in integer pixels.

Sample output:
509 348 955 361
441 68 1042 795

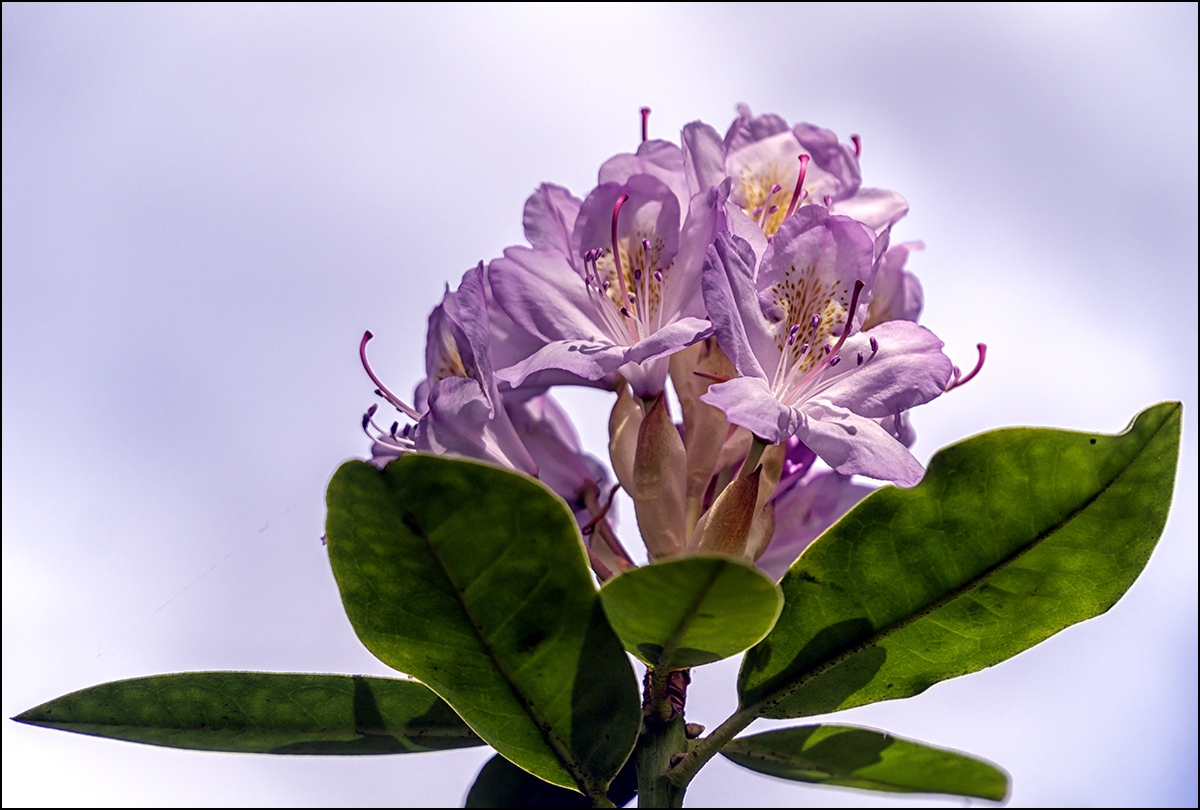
3 4 1196 807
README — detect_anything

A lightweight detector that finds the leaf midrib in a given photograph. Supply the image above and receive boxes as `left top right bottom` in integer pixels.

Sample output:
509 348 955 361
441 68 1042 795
749 407 1176 715
657 560 726 670
383 471 602 797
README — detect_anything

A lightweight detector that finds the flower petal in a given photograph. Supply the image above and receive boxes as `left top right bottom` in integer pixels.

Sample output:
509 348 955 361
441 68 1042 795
794 122 862 201
723 103 790 154
495 338 630 389
681 120 726 194
862 241 924 329
489 246 613 345
623 317 714 365
700 376 798 443
506 393 607 504
831 187 909 234
599 140 690 220
701 233 773 381
661 182 728 321
756 470 873 580
796 399 926 486
416 376 538 475
815 321 952 418
523 183 582 263
572 176 682 274
758 207 877 336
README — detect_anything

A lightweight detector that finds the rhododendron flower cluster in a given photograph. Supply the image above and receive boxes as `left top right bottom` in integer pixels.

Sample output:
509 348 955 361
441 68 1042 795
360 105 983 581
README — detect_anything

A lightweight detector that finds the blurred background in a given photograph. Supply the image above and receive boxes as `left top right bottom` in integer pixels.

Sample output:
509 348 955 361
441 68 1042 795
3 4 1195 807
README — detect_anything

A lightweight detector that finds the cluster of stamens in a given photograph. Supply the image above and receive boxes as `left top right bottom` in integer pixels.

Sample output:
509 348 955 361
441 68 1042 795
359 331 422 455
771 280 878 407
580 194 666 345
362 402 417 455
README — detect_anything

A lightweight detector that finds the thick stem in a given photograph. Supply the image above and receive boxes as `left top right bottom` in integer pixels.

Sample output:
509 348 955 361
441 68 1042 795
663 702 760 789
636 714 688 808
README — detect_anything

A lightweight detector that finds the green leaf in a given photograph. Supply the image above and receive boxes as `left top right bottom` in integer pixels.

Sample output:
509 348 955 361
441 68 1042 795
721 725 1008 800
740 401 1182 718
599 555 782 669
325 456 640 796
12 671 483 754
465 753 638 808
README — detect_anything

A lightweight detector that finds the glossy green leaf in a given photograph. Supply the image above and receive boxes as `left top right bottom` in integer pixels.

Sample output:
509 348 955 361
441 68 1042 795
12 672 483 754
740 402 1182 717
465 753 638 808
721 725 1008 800
325 456 640 796
599 555 782 669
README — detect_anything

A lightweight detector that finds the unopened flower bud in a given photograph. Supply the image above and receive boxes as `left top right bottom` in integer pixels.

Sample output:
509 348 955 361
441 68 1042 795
744 500 777 562
689 466 761 557
633 394 687 559
608 385 644 498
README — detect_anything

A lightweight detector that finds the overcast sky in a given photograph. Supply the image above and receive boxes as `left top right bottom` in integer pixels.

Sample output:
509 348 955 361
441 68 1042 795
4 4 1196 807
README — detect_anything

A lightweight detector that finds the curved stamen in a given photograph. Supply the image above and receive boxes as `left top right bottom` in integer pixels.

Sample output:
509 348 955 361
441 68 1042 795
785 154 810 220
583 247 632 341
945 343 988 392
360 331 422 420
778 280 866 404
362 408 414 452
760 183 782 226
640 237 657 333
641 107 651 143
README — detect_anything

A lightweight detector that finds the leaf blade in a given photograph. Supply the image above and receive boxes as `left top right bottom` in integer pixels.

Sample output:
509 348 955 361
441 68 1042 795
739 402 1182 717
599 555 782 670
325 455 640 794
13 671 483 755
721 724 1008 800
465 752 638 808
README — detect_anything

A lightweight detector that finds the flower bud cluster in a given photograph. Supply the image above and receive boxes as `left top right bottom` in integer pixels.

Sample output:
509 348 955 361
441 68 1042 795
360 105 982 581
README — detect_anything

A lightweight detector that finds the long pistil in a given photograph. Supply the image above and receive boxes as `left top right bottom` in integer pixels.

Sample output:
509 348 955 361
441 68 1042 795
360 331 422 420
945 343 988 391
610 194 641 342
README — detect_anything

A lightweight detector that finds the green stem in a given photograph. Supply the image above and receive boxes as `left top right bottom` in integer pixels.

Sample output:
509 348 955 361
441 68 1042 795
636 714 688 808
739 436 768 479
664 701 761 789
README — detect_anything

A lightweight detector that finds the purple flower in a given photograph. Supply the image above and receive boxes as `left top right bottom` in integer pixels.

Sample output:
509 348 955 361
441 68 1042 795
362 264 540 476
863 240 926 330
699 208 953 486
505 392 612 521
682 104 909 245
359 266 629 569
490 168 725 398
